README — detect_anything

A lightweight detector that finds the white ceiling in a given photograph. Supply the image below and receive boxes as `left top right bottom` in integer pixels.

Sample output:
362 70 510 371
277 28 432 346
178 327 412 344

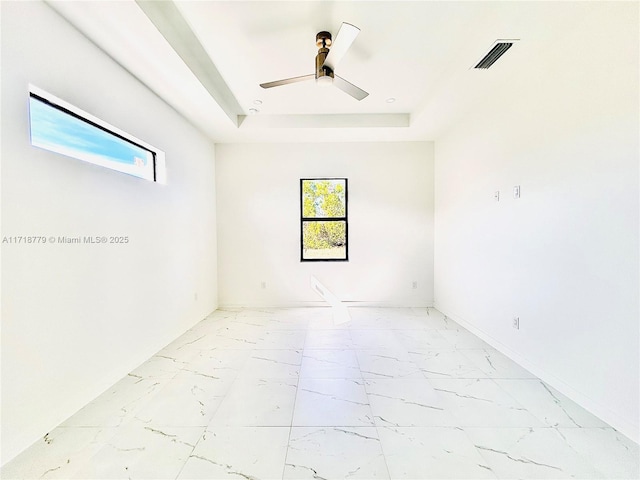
47 1 594 143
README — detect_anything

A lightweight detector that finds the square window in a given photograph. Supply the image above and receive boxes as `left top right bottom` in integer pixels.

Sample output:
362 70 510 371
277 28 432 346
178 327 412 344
301 178 348 261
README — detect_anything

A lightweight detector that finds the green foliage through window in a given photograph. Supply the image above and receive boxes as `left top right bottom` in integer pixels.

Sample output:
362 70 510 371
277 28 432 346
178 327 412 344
301 179 348 261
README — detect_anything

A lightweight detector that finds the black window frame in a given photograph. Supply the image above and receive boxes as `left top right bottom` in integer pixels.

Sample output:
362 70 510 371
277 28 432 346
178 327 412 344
300 177 349 262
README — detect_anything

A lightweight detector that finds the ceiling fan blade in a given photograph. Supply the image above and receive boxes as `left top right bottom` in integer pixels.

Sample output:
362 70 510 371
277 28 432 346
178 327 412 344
260 74 314 89
323 22 360 71
333 75 368 101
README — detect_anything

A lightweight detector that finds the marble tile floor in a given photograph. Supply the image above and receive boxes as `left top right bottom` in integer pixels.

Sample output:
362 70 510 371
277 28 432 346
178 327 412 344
2 307 639 479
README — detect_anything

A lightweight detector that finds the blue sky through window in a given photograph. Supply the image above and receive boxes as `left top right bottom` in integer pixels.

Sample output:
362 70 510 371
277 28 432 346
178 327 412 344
29 95 155 181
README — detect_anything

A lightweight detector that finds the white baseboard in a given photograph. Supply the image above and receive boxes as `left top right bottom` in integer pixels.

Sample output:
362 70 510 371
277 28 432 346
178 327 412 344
218 301 434 309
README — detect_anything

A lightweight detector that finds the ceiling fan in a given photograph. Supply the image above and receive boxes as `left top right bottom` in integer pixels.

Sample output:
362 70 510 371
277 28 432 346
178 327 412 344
260 23 368 101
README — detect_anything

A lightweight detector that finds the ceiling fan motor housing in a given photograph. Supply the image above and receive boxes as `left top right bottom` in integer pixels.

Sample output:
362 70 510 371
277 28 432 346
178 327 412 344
316 47 334 82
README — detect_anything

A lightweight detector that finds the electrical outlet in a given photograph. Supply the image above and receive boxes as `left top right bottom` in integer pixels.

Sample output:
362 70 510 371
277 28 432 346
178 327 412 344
512 317 520 329
513 185 521 199
412 281 418 289
494 191 500 201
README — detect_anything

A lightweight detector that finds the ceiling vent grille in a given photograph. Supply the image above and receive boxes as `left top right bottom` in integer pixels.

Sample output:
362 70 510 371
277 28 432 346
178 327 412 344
474 40 517 69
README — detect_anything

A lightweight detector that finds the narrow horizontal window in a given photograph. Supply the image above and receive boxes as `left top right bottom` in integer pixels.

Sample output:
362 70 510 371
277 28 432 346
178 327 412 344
301 178 348 261
28 86 165 183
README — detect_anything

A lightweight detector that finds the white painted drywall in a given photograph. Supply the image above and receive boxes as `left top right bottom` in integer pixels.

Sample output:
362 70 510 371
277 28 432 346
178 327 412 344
216 142 434 307
1 2 218 463
433 3 639 441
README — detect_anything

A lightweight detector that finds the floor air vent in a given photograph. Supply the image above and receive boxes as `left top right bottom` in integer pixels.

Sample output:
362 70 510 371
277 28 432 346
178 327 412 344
474 40 517 69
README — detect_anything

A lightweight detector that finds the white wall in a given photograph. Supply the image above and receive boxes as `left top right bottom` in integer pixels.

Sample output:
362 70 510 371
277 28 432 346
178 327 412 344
1 1 218 464
216 142 433 307
434 3 639 441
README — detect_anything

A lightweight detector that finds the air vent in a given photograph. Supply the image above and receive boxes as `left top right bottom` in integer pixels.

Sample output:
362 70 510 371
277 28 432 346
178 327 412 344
474 40 518 69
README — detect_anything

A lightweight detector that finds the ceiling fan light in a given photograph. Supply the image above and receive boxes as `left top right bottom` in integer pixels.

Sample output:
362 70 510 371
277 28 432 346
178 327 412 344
316 75 333 87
